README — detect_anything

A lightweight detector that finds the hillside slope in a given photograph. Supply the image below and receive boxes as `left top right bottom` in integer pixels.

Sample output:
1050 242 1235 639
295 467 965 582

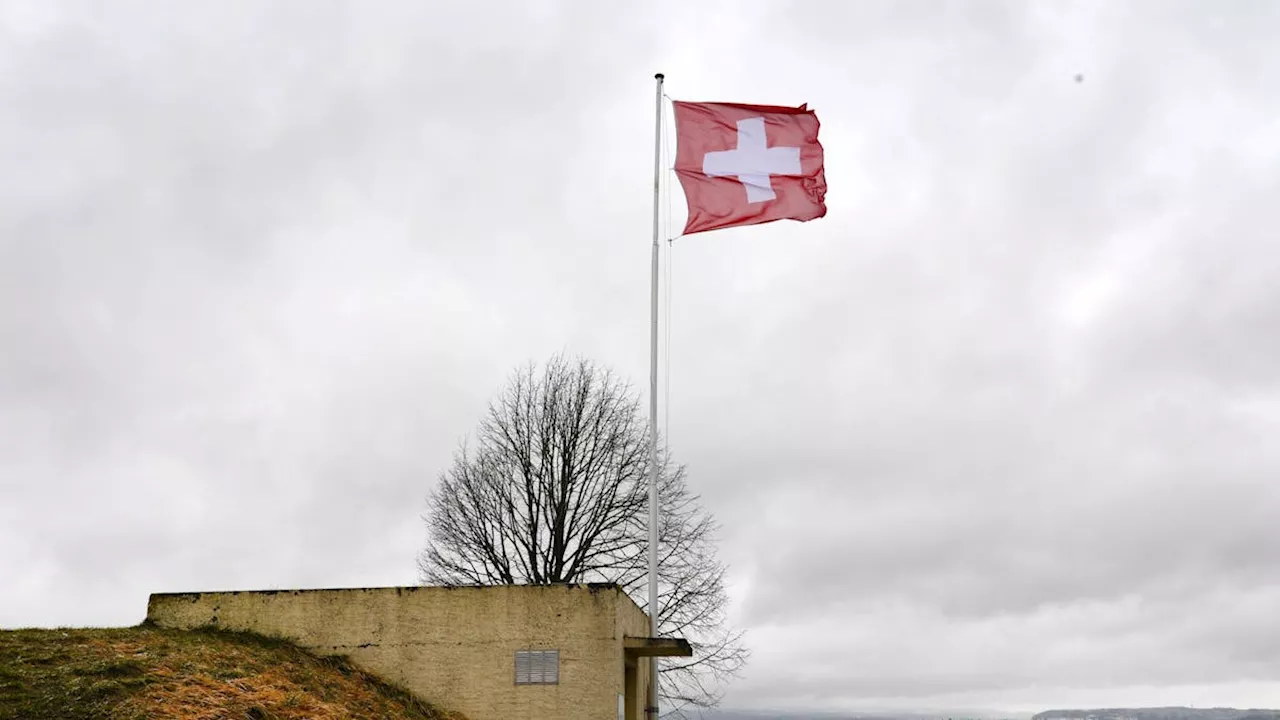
0 624 463 720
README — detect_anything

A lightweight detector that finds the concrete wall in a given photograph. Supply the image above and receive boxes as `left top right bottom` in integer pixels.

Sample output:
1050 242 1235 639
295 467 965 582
614 596 652 720
147 584 651 720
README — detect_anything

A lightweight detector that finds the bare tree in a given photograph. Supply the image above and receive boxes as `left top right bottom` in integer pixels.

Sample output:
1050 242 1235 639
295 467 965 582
418 354 748 713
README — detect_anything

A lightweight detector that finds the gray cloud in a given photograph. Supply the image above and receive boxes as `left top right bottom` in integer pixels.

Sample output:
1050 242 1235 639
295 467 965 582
3 0 1280 712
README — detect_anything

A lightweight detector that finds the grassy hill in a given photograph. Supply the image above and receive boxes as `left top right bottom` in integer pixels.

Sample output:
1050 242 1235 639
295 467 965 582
0 623 463 720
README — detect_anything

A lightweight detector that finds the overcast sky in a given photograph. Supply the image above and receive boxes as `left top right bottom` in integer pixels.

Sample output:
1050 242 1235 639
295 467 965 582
3 0 1280 714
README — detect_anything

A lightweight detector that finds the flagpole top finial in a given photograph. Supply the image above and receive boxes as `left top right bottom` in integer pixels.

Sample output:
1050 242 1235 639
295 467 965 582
655 73 664 80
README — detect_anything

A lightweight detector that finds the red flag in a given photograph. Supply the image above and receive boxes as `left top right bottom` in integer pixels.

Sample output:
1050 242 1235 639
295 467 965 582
672 101 826 235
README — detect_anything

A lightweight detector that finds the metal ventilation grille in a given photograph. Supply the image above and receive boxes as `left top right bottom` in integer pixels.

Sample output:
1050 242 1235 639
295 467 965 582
514 649 560 685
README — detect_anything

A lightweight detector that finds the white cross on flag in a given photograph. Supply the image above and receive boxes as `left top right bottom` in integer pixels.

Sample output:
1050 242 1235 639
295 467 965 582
673 100 826 235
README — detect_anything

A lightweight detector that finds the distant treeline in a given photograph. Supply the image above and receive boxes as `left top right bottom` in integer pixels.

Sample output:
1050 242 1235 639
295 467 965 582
1034 708 1280 720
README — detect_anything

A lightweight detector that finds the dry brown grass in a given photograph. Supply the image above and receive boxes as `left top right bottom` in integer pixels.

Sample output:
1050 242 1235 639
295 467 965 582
0 625 464 720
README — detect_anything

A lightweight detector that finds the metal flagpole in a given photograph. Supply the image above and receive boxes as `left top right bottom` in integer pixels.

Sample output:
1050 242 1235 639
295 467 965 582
647 71 664 720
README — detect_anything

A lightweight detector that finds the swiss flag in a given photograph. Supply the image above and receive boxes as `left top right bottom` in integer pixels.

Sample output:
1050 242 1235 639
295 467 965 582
673 101 826 235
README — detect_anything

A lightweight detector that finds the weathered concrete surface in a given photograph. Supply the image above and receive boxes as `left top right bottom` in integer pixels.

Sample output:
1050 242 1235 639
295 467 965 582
147 583 652 720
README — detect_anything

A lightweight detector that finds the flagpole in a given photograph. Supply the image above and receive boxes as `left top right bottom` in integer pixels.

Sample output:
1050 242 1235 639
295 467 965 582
647 71 664 720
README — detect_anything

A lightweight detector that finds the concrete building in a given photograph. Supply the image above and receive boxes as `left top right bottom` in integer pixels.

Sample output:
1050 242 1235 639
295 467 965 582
146 583 690 720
